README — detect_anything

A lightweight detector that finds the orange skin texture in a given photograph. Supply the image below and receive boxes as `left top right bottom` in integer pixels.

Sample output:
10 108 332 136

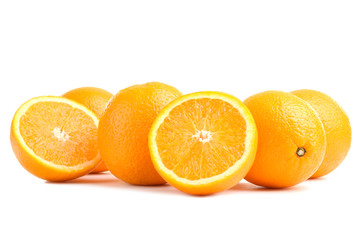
244 91 327 188
63 87 113 173
98 82 182 185
292 89 351 178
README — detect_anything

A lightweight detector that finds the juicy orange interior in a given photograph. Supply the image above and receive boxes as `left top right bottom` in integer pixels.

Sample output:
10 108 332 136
156 98 247 180
19 101 98 166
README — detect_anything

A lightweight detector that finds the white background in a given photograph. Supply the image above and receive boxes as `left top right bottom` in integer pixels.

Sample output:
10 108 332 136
1 1 359 239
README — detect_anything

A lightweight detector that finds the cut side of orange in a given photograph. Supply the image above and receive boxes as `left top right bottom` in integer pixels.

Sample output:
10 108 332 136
10 96 101 181
149 92 258 195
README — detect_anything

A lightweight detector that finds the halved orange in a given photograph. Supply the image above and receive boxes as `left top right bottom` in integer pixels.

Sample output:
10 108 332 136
10 96 101 181
149 92 258 195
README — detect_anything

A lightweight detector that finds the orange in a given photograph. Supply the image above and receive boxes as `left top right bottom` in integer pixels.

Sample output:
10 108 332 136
149 92 258 195
63 87 113 173
244 91 326 188
10 96 101 181
292 89 351 178
98 82 182 185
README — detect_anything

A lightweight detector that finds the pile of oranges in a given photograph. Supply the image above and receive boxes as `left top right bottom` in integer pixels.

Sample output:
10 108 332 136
10 82 351 195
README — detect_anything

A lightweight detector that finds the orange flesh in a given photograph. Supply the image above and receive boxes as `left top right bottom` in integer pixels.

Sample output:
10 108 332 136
19 101 98 167
155 98 246 180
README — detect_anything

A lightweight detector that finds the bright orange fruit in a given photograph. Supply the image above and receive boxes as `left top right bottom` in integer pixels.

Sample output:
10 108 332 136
10 96 101 181
244 91 326 188
98 82 182 185
292 89 351 178
149 92 258 195
63 87 113 173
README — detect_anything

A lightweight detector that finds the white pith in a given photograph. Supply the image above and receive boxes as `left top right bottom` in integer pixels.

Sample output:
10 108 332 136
53 127 70 142
192 129 212 143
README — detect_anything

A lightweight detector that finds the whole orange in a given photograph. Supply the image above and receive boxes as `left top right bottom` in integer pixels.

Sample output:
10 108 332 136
98 82 182 185
63 87 113 173
292 89 351 178
244 91 326 188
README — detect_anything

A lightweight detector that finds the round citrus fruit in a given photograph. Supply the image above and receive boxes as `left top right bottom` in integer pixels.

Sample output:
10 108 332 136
63 87 113 173
98 82 182 185
149 92 258 195
244 90 326 188
291 89 351 178
10 96 101 181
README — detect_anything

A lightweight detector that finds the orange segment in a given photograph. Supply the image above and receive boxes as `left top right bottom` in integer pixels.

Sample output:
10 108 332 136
149 92 258 195
10 96 101 181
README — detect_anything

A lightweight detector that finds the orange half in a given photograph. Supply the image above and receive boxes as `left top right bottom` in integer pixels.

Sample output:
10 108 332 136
149 92 258 195
10 96 101 181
